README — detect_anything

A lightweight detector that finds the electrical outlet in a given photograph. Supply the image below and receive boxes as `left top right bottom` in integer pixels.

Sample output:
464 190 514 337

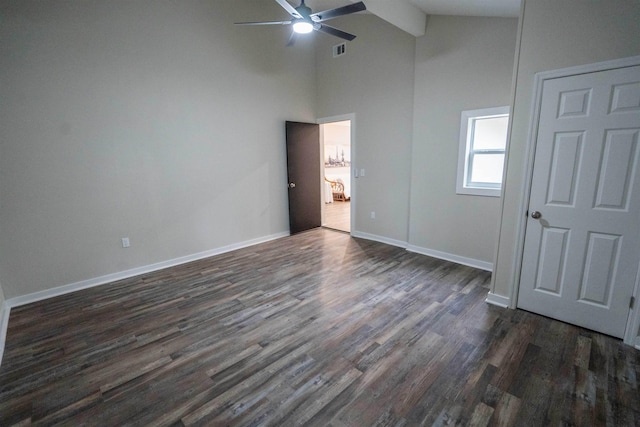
121 237 130 248
370 211 376 219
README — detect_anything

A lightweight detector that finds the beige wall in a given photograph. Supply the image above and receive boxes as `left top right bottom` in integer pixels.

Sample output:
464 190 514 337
409 16 518 265
5 0 636 306
315 15 416 243
0 282 5 318
0 281 4 362
0 0 316 299
492 0 640 299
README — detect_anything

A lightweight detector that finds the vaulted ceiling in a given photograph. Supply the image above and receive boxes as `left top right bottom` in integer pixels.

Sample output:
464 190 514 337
297 0 521 36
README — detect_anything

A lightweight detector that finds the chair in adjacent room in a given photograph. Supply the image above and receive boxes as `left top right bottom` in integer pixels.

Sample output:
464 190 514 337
325 177 350 202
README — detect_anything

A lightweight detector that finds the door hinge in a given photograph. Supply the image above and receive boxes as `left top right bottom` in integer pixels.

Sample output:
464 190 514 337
630 296 635 309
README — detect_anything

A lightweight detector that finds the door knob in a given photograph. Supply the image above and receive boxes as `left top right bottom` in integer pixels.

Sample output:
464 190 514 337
531 211 542 219
288 182 296 188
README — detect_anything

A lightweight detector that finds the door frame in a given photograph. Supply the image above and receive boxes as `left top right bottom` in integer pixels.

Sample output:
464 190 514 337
317 113 356 235
510 55 640 347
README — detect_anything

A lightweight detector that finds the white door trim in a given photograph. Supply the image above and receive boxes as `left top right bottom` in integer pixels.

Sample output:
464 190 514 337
317 113 356 235
510 55 640 347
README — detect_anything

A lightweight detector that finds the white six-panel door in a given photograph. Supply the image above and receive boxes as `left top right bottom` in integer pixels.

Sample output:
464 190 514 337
518 65 640 338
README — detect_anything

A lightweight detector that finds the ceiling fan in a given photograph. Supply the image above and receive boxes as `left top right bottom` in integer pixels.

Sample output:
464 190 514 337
235 0 366 45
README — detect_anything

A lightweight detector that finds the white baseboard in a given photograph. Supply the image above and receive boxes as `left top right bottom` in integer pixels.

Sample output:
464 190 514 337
6 231 289 310
351 231 408 249
0 302 9 367
406 244 493 272
485 292 511 308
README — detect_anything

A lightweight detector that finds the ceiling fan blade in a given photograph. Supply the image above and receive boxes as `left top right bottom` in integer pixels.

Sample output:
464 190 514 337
235 20 292 26
275 0 302 19
310 1 366 23
315 24 356 41
286 32 298 46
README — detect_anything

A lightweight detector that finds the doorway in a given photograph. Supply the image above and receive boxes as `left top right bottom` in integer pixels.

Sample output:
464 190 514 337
321 120 351 233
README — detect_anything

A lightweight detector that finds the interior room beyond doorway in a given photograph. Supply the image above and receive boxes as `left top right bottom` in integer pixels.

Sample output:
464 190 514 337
322 120 351 233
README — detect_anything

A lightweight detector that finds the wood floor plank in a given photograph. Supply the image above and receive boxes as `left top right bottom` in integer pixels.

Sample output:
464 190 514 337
468 402 494 426
0 228 638 426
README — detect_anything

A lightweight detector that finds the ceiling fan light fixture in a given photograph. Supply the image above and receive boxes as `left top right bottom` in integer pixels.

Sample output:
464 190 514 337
293 20 313 34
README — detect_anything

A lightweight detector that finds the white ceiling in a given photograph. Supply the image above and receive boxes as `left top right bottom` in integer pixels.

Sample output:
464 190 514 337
304 0 520 16
299 0 521 36
411 0 520 17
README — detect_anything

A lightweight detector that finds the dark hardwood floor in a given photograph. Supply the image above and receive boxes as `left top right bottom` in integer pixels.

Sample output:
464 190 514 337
0 229 638 426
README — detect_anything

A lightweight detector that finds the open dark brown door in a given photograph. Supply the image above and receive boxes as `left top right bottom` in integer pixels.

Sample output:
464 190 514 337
286 121 321 234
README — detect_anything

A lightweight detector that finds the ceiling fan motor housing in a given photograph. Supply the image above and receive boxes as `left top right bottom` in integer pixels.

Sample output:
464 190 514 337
296 1 313 20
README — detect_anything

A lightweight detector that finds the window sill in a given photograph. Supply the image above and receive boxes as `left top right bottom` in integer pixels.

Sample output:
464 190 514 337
456 186 501 197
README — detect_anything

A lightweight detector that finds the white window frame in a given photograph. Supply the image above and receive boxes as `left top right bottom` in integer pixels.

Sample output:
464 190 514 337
456 106 510 197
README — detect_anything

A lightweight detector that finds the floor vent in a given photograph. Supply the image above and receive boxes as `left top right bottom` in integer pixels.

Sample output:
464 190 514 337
333 43 346 58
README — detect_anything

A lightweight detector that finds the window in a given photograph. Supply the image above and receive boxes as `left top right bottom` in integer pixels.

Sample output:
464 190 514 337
456 106 509 197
